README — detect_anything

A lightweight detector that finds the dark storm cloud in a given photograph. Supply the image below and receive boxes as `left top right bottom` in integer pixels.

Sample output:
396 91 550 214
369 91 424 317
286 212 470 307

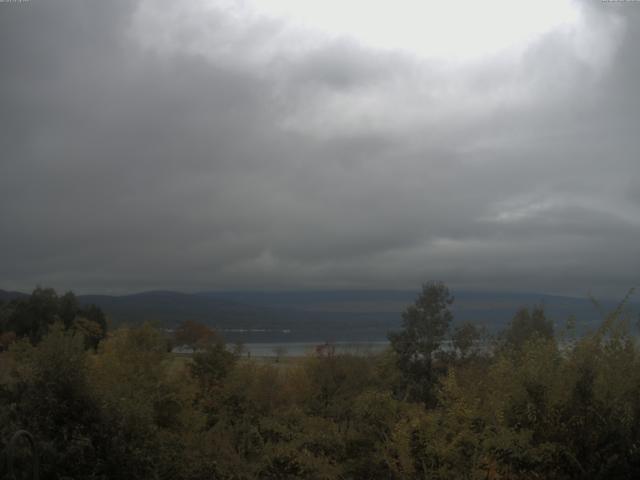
0 0 639 296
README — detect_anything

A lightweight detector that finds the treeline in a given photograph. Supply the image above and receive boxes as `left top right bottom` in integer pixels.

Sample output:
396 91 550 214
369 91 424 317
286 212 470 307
0 287 108 349
1 283 639 479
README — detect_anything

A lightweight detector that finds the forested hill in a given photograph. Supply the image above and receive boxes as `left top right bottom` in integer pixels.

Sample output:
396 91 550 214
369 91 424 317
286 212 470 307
2 289 635 342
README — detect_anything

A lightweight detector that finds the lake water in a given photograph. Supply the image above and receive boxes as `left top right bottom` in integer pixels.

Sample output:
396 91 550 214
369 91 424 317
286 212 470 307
237 341 390 357
173 339 490 357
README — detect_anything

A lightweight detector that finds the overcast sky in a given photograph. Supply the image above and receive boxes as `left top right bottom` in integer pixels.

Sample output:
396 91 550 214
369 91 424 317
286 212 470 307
1 0 639 296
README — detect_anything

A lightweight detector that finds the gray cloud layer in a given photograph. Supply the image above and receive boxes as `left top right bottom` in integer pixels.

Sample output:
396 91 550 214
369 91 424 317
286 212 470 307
1 0 639 296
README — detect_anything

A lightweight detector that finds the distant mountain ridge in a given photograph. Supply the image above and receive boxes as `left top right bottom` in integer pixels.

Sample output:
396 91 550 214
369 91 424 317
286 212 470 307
0 289 28 302
1 288 636 342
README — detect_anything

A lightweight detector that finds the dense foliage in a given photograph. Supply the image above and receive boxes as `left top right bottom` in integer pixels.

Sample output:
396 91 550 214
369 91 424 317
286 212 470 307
1 285 640 479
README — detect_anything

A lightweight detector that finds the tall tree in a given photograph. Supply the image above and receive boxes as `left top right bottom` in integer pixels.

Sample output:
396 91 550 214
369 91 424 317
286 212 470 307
451 321 484 361
388 281 454 405
502 305 553 350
